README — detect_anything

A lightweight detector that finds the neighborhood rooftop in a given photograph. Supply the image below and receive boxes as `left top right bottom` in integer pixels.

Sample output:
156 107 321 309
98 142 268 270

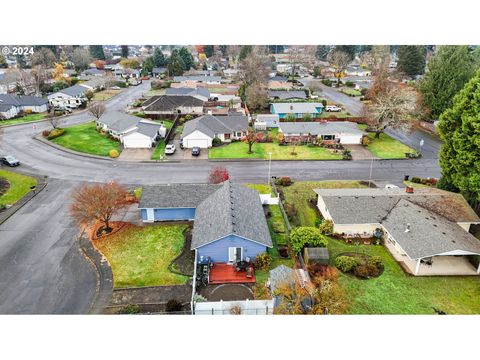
181 114 248 138
271 102 324 114
268 90 307 99
165 87 210 98
279 121 366 136
173 75 222 82
0 94 48 107
142 95 204 111
98 111 142 133
191 181 273 249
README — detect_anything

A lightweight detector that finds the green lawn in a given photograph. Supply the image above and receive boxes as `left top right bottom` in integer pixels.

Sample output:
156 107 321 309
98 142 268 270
279 180 367 227
0 113 48 127
92 89 122 101
328 238 480 314
358 124 415 159
318 112 355 119
145 89 166 97
341 88 362 96
245 183 272 194
155 119 173 130
151 139 166 160
50 121 121 157
209 141 343 160
94 224 189 288
0 170 37 206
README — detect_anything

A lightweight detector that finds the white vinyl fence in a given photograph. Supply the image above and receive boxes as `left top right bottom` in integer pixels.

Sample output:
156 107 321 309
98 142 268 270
194 299 274 315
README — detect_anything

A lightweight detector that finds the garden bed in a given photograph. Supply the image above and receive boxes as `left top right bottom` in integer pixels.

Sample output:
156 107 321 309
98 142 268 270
169 226 195 276
334 252 384 279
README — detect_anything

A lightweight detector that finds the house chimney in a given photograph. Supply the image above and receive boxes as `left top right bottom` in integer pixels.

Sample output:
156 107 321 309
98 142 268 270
405 223 411 233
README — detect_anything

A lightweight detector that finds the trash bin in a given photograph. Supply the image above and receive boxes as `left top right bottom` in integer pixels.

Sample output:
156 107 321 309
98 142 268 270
404 175 409 181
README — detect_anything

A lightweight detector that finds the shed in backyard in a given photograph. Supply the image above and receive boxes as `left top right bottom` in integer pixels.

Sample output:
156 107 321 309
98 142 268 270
304 247 329 265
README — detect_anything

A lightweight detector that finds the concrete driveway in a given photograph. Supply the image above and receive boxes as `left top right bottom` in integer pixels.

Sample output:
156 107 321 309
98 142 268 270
182 147 208 160
346 145 377 160
118 148 153 161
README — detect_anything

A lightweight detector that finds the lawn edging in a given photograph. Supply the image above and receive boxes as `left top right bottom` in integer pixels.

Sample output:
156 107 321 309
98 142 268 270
79 233 114 314
209 157 348 162
0 173 47 226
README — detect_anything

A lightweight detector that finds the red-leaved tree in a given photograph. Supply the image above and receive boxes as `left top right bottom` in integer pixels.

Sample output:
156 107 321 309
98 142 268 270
69 181 129 232
208 166 230 184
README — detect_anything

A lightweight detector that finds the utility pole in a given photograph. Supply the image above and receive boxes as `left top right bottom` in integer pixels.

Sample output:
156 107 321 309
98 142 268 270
368 157 374 188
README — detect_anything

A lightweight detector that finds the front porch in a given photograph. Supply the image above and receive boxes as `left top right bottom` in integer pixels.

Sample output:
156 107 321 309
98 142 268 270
209 263 256 284
385 241 479 276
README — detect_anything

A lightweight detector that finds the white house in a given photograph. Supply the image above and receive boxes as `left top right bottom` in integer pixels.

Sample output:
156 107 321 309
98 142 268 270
314 187 480 276
0 94 49 119
48 84 89 108
254 114 280 130
181 114 248 148
278 121 366 144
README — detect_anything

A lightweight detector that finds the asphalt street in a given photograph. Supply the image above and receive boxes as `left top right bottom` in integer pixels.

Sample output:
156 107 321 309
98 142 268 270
0 80 442 314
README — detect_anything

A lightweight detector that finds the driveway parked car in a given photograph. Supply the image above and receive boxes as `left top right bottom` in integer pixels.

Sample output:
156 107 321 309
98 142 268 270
325 105 342 112
191 147 201 156
1 155 20 167
165 144 176 155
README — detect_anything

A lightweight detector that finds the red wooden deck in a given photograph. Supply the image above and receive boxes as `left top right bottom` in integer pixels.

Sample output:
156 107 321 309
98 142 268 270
209 263 256 284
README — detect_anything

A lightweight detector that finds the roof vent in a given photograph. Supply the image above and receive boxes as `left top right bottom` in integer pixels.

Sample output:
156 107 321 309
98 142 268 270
405 223 411 233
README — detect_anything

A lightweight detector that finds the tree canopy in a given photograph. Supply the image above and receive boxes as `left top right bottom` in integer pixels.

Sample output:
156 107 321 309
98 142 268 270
290 227 328 254
153 48 167 67
334 45 356 61
315 45 330 61
419 45 475 118
179 47 195 71
121 45 129 58
167 49 185 76
89 45 105 60
397 45 426 76
437 69 480 206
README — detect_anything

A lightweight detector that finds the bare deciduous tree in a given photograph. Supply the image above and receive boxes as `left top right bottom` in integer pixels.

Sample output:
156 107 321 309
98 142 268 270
69 181 129 232
327 50 351 85
72 48 92 71
245 82 269 111
88 101 106 120
49 117 63 129
239 51 270 87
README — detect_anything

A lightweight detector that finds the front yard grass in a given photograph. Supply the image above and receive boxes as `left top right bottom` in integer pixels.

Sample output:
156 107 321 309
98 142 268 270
358 124 415 159
92 89 123 101
328 237 480 314
93 224 189 288
0 113 48 127
209 141 343 160
0 170 37 206
151 139 166 160
279 180 368 227
50 121 121 157
341 88 362 96
145 89 166 97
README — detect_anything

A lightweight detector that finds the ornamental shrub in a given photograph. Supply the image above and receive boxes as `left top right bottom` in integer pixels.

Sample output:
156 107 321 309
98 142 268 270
290 226 328 254
254 252 272 271
318 219 334 235
109 149 119 158
212 137 222 147
335 256 358 273
47 128 65 139
367 255 383 268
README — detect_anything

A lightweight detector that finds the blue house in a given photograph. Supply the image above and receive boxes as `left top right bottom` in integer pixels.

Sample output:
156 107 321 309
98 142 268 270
138 181 273 263
270 102 324 119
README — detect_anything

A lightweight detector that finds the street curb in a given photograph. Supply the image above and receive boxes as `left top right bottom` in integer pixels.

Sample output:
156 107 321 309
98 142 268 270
79 234 114 314
0 174 47 226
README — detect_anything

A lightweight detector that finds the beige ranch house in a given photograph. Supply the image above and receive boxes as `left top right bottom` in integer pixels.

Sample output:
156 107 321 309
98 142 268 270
314 187 480 276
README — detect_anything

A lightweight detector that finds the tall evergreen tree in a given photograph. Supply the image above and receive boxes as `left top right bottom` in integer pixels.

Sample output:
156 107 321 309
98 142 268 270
121 45 129 58
397 45 426 76
153 47 167 67
89 45 105 60
268 45 285 54
142 56 154 75
203 45 214 58
335 45 357 61
219 45 228 56
437 69 480 206
419 46 474 118
315 45 331 61
167 49 185 76
178 47 194 70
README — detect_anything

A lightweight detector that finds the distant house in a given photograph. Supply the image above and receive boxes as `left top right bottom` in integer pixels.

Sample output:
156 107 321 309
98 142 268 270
268 90 307 101
254 114 280 130
0 94 49 119
223 68 238 78
173 75 222 84
80 77 107 91
181 114 249 148
96 111 166 148
346 66 371 77
314 187 480 276
270 102 324 119
81 68 105 77
48 84 90 108
278 121 365 144
142 95 204 117
152 67 167 78
165 87 210 102
138 181 273 263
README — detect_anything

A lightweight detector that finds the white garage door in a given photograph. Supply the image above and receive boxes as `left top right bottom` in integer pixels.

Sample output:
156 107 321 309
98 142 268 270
184 139 210 148
123 137 152 148
339 135 362 144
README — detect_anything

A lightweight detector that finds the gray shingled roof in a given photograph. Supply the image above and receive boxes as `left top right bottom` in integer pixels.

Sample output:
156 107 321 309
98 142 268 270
55 84 89 97
138 183 221 209
279 121 365 136
314 188 480 224
135 121 162 138
268 90 307 100
382 199 480 259
142 95 204 112
166 87 210 99
181 114 248 138
0 94 48 107
0 104 15 112
271 102 324 114
173 75 221 82
98 111 141 133
191 181 273 249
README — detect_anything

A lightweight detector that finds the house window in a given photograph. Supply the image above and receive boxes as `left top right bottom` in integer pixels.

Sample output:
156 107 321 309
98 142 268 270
228 247 243 262
224 133 231 139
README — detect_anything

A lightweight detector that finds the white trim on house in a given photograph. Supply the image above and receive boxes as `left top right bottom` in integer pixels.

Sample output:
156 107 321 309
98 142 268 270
195 233 274 250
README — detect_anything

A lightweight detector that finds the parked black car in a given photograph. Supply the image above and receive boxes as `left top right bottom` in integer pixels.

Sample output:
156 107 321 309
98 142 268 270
1 155 20 167
191 147 201 156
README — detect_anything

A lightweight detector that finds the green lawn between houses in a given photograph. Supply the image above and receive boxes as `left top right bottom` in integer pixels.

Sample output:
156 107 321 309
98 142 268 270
0 113 48 127
94 224 189 288
50 121 121 157
358 124 415 159
92 89 123 101
151 139 166 160
280 180 480 314
0 170 37 206
209 141 343 160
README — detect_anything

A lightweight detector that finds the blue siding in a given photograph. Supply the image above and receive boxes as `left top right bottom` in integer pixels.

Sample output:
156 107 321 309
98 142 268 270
197 234 267 263
141 209 148 221
154 208 196 221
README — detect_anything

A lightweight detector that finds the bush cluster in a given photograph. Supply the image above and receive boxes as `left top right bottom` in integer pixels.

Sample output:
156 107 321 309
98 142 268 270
212 137 222 147
321 79 333 87
411 177 438 186
275 176 293 186
47 128 65 140
354 264 381 279
335 256 358 273
109 149 119 158
254 252 272 271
